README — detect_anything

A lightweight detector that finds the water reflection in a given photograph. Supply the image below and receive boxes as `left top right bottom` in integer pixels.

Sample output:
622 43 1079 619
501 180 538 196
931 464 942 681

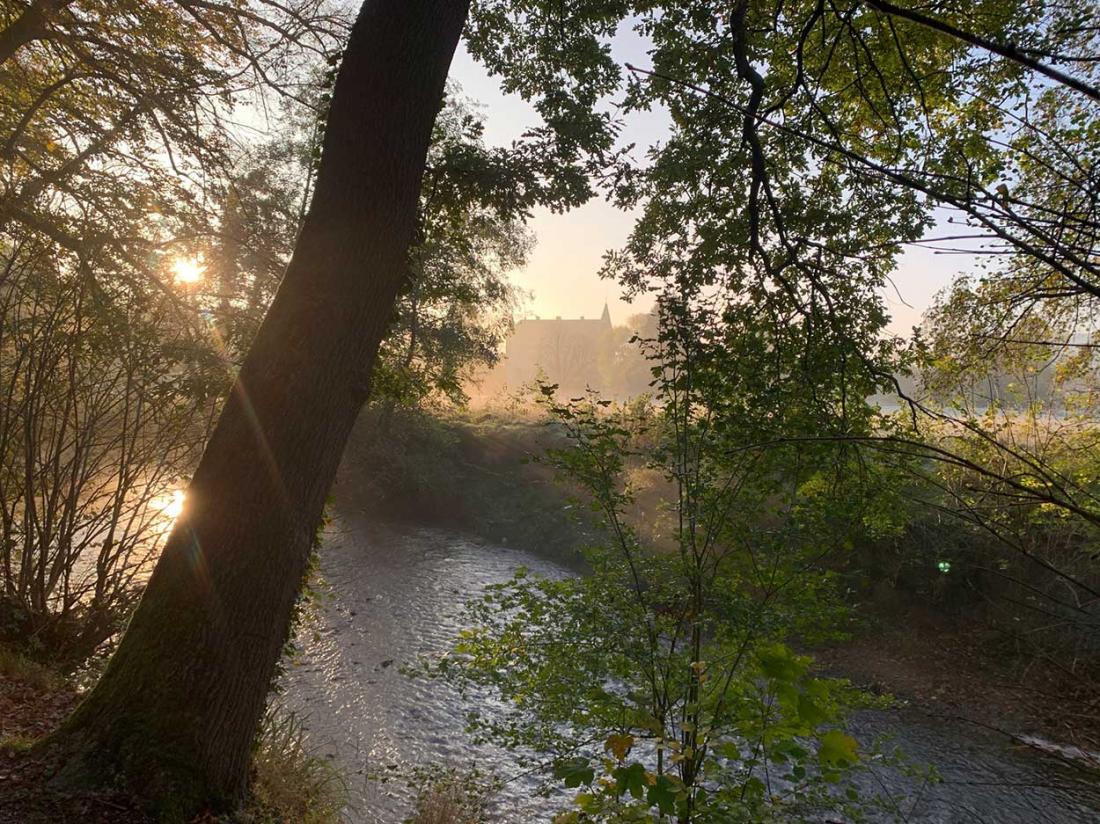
283 518 567 821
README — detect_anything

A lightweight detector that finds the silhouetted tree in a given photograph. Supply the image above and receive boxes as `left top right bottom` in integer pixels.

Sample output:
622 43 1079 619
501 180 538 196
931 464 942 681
44 0 471 815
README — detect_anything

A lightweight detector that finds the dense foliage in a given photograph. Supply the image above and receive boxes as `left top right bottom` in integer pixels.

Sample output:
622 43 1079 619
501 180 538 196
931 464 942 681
423 298 923 822
463 0 1100 708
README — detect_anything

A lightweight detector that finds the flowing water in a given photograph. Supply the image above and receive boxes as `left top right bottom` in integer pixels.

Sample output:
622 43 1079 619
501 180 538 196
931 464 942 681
284 511 1100 823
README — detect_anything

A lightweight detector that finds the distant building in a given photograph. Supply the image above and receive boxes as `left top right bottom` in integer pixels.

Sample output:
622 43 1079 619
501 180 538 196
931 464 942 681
466 303 667 403
503 303 612 395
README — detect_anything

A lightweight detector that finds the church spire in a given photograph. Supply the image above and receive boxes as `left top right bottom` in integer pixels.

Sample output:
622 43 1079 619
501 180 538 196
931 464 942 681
600 301 611 326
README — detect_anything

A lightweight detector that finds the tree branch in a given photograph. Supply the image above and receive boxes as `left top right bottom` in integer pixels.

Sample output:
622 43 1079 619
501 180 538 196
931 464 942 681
865 0 1100 104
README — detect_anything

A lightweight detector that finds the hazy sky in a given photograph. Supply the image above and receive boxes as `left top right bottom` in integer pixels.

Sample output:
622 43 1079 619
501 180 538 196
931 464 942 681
448 35 971 337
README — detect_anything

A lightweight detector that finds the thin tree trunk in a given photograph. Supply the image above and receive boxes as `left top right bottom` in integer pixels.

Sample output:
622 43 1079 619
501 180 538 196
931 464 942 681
43 0 471 817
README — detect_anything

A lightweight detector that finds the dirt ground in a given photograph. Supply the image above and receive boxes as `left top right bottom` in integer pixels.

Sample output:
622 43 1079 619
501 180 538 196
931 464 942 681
0 666 156 824
814 606 1100 758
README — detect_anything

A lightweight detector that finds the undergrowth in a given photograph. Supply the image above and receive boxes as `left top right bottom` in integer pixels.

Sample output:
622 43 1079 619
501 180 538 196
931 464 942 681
244 706 347 824
0 644 60 693
405 767 494 824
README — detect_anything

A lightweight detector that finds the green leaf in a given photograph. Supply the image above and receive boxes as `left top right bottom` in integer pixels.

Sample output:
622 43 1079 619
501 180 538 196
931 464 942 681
797 692 829 726
757 643 806 683
613 762 647 800
818 730 859 767
553 757 595 789
647 775 678 815
716 741 740 760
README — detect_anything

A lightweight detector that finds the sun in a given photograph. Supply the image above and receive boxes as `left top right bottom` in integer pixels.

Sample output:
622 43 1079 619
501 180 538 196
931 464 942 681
156 489 186 521
171 256 205 285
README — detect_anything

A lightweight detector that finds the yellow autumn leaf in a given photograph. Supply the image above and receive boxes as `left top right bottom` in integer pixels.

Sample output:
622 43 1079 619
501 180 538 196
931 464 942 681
604 732 634 761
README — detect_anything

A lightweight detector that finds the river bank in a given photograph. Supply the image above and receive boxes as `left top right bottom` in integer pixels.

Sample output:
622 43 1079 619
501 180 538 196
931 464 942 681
282 502 1100 822
2 490 1097 822
0 650 151 824
815 608 1100 772
2 408 1095 823
341 409 1100 772
0 647 343 824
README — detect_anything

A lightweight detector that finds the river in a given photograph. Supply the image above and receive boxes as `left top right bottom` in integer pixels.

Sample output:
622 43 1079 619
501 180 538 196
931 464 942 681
284 511 1100 823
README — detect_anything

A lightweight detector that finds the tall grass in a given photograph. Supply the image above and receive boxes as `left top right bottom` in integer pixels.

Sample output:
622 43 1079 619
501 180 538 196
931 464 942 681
405 768 492 824
247 706 347 824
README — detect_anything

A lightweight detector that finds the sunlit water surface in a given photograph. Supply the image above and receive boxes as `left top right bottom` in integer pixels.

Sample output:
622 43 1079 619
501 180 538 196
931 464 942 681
283 514 1100 823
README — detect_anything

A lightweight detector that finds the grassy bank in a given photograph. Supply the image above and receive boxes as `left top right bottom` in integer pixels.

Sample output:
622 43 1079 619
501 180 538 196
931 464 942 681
336 406 602 566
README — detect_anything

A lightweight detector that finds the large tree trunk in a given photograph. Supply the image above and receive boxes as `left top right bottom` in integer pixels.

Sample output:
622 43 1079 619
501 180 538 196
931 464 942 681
43 0 471 817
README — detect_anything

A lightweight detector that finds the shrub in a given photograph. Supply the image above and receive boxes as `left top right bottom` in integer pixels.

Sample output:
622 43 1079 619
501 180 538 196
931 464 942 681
0 257 220 664
405 768 493 824
420 296 897 821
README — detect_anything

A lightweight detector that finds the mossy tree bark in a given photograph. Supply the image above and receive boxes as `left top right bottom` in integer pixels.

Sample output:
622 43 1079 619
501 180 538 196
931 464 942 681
43 0 471 816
